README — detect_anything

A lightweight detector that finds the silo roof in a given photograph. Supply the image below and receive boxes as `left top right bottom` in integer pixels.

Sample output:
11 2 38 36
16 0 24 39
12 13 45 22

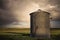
30 9 50 15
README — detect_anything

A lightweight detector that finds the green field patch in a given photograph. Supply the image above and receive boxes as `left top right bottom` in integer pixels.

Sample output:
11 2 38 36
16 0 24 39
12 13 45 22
50 28 60 35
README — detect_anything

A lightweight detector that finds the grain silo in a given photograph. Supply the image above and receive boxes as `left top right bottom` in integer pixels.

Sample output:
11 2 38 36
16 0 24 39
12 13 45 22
30 9 50 39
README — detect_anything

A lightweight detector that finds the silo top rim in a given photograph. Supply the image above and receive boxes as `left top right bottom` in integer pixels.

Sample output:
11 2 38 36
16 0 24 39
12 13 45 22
30 9 50 15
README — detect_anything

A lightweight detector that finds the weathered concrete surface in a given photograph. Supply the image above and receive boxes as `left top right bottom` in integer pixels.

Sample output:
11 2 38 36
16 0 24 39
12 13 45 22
30 9 50 39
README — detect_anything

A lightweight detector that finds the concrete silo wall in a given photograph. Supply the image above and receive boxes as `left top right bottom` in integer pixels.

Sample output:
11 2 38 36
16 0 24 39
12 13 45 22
30 10 50 38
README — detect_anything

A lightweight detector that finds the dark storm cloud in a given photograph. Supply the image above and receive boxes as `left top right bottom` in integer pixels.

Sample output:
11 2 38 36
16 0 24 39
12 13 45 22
0 0 3 9
0 0 24 27
0 9 17 26
49 0 60 21
48 0 60 5
32 0 60 21
0 0 32 28
48 0 60 21
0 0 60 28
50 21 60 28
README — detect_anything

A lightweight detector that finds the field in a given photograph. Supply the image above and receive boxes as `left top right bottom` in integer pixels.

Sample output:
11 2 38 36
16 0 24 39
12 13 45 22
50 28 60 40
50 28 60 35
0 28 60 40
0 28 35 40
0 28 30 34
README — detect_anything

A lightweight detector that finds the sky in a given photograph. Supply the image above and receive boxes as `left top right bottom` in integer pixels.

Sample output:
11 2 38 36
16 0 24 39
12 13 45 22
0 0 60 28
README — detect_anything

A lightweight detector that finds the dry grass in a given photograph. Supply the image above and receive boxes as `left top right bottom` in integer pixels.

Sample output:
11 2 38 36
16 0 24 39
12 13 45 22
0 28 60 35
0 28 30 34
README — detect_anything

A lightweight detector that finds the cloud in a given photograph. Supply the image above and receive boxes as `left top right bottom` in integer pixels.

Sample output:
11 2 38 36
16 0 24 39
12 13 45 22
50 21 60 28
32 0 60 21
0 0 60 28
0 0 39 28
0 9 17 27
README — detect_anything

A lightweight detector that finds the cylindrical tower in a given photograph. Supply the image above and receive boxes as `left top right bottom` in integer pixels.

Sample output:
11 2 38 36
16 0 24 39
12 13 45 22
30 9 50 39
